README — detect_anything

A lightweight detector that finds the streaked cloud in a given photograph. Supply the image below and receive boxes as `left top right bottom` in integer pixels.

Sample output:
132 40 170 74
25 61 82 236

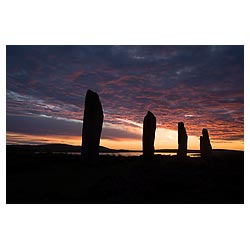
6 45 244 149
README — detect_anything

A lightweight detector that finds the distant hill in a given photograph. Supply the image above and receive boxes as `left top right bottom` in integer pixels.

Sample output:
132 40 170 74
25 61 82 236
6 144 243 154
6 144 119 153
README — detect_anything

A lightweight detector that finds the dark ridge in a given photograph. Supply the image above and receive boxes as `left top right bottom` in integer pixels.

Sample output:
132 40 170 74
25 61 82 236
6 144 117 153
6 144 244 154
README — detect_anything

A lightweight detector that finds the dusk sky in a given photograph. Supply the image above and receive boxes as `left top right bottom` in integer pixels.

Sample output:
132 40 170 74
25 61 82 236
6 45 244 150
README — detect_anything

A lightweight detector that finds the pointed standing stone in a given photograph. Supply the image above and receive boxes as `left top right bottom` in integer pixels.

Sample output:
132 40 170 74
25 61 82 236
200 128 212 158
143 111 156 158
177 122 188 157
81 90 103 162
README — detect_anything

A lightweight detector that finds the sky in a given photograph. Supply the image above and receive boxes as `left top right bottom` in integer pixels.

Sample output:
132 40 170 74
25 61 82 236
6 45 244 150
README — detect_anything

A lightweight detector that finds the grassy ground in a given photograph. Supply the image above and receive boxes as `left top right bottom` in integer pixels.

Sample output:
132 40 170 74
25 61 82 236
6 151 244 204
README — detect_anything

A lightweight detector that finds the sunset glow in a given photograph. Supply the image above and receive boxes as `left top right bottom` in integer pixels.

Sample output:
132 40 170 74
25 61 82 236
6 46 244 151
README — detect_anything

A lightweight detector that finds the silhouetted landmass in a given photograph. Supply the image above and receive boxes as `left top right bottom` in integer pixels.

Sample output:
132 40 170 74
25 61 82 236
82 90 103 162
177 122 188 158
6 144 117 154
6 144 243 154
143 111 156 158
6 146 244 204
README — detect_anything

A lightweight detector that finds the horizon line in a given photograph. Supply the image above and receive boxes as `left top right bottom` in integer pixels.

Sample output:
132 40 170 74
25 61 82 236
6 143 244 152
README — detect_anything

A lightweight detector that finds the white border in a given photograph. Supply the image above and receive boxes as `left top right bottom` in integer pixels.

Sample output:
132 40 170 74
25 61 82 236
1 1 249 250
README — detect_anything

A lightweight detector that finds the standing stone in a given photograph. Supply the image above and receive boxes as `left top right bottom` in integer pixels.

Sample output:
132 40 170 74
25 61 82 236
177 122 188 157
200 128 212 158
81 90 103 162
143 111 156 158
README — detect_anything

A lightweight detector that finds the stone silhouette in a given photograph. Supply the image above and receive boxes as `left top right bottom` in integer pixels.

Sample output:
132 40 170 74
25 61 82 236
200 128 212 158
81 90 103 162
143 111 156 158
177 122 188 157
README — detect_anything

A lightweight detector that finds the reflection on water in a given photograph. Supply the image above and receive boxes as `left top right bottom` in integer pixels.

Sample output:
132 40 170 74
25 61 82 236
51 151 201 157
100 152 200 157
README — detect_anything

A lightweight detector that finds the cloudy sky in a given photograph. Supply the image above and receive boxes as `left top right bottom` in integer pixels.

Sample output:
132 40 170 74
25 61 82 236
6 45 244 150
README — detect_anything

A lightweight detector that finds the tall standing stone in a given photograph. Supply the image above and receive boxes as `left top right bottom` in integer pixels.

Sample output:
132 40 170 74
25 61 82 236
81 90 103 162
143 111 156 158
200 128 212 158
177 122 188 157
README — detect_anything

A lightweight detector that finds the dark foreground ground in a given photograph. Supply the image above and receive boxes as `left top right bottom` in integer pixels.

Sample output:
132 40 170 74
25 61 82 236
6 150 244 204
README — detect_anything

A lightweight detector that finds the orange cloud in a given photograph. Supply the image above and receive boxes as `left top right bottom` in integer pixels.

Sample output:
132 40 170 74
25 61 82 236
6 132 81 146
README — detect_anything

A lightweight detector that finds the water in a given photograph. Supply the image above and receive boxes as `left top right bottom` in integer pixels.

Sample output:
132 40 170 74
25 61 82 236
100 152 201 157
66 152 201 157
